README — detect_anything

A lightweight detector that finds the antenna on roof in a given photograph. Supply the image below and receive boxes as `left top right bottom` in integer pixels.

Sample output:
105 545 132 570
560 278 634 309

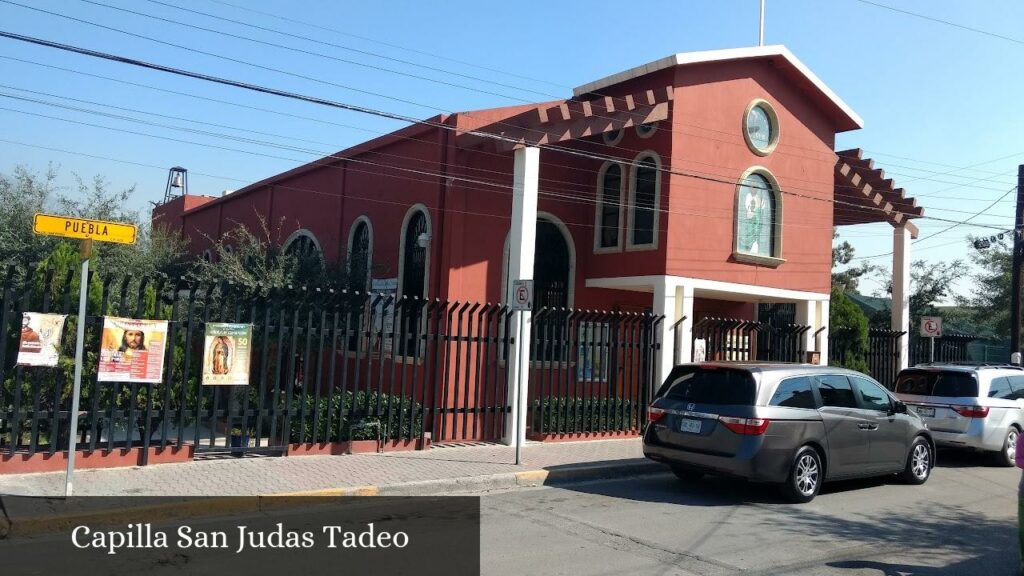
759 0 765 46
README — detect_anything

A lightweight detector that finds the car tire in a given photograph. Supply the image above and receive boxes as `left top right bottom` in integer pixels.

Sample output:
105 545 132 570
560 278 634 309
780 446 822 504
899 436 932 485
992 427 1019 468
671 466 704 483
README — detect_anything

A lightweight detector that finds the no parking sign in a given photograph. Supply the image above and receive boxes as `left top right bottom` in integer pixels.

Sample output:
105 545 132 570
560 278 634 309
920 316 942 338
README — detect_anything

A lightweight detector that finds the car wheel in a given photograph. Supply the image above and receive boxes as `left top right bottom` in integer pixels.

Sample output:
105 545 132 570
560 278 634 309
671 466 704 483
899 437 932 484
993 427 1019 468
781 446 822 503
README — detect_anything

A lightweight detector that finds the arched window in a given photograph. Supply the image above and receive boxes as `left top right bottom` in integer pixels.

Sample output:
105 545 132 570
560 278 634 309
594 163 623 252
283 229 322 260
399 207 430 300
627 153 661 249
734 169 783 265
347 217 372 292
282 229 324 277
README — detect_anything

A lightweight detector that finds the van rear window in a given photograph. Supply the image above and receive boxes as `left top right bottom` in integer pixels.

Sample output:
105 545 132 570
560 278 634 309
895 371 978 398
659 368 756 405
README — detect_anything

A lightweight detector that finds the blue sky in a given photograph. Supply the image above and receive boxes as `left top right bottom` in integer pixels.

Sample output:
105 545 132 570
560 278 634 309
1 0 1022 299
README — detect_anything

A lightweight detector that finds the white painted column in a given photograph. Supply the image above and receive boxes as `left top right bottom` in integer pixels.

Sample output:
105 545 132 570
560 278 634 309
892 225 912 370
795 299 815 362
503 146 539 446
653 279 676 387
679 284 695 365
817 299 830 366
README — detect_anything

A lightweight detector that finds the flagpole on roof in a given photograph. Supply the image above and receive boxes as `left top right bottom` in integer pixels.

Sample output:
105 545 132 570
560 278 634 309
759 0 766 46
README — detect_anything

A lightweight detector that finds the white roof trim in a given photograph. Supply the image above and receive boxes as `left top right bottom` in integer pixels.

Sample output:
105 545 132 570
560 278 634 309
572 45 863 130
585 274 830 301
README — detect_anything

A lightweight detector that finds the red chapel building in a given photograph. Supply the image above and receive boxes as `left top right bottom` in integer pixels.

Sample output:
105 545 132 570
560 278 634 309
154 45 923 405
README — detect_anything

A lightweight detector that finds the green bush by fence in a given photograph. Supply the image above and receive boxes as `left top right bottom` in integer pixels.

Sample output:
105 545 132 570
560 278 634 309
288 390 423 444
531 396 638 433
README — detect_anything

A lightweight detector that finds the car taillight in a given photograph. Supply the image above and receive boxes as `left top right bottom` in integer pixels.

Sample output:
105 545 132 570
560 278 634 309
648 406 667 423
952 405 989 418
718 416 770 435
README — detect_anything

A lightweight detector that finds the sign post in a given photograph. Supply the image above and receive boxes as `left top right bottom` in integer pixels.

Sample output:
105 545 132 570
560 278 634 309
33 213 137 497
920 316 943 364
509 280 533 465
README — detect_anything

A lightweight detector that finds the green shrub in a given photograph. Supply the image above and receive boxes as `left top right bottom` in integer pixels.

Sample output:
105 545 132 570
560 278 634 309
288 390 423 444
531 396 638 433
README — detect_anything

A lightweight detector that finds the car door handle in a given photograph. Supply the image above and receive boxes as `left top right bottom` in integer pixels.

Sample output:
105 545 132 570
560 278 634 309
858 423 879 430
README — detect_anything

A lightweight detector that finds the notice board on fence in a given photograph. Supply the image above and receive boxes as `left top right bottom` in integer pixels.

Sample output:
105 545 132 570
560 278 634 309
97 317 168 383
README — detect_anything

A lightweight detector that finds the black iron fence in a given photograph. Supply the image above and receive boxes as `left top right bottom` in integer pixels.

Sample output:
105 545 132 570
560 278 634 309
0 265 514 464
527 309 661 436
829 328 979 387
679 318 809 364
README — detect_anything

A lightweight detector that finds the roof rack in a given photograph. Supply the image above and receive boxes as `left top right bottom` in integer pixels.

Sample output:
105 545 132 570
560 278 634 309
913 361 1024 370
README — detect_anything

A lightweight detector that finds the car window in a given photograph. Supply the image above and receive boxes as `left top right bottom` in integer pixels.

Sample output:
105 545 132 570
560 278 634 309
815 375 858 408
769 376 817 409
659 367 756 405
851 376 892 412
894 370 978 398
989 377 1012 399
1008 376 1024 399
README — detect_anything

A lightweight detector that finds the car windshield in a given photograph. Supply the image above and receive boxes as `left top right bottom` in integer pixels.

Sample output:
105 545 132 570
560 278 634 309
659 367 756 405
895 370 978 398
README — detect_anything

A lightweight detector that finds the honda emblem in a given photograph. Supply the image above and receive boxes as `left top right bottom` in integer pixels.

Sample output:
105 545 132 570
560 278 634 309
687 403 695 411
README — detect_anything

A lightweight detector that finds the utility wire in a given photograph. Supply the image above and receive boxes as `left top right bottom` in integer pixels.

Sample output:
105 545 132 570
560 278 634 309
0 29 1015 232
852 0 1024 46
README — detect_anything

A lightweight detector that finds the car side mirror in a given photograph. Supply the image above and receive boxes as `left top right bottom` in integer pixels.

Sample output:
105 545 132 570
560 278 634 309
893 401 907 415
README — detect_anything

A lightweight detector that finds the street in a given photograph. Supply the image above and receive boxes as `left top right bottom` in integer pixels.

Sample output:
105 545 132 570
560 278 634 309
481 450 1019 576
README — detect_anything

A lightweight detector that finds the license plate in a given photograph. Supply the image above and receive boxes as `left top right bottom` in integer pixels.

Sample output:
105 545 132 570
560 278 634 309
914 406 935 418
679 418 702 434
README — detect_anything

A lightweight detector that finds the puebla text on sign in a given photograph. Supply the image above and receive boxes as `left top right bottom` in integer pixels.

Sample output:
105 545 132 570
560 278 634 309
33 213 137 244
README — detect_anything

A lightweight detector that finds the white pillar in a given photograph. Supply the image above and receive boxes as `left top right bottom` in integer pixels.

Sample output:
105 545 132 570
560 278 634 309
817 300 829 366
892 225 911 370
679 284 694 364
795 300 815 361
653 279 676 387
503 146 539 446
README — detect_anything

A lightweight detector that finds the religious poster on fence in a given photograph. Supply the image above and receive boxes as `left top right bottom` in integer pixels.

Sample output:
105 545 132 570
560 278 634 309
370 277 398 354
97 317 168 383
202 322 253 386
16 312 67 367
576 321 610 383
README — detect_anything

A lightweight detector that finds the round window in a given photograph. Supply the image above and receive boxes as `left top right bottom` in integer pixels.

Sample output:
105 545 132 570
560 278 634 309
636 122 658 139
603 129 624 146
743 100 779 156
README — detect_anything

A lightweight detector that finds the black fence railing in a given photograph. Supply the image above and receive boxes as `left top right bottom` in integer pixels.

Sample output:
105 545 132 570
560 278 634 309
682 318 809 364
0 265 515 464
829 328 979 388
527 308 662 436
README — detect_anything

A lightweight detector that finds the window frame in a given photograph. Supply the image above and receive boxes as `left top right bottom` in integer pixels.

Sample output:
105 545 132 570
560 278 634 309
397 204 432 301
733 166 785 267
593 161 625 253
625 151 662 252
346 215 374 292
636 121 658 139
742 98 781 156
813 374 859 409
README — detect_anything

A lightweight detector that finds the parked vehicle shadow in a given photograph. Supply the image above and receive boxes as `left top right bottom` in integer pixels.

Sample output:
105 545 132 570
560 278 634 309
934 448 998 468
824 549 1013 576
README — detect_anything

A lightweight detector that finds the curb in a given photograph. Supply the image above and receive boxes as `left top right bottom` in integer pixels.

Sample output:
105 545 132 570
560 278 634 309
0 460 663 538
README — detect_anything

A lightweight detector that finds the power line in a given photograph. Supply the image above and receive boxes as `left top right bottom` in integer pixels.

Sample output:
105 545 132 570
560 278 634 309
852 0 1024 46
2 29 1019 233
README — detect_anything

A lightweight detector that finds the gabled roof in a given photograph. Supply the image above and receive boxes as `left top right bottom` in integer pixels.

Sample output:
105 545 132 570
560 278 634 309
572 45 863 133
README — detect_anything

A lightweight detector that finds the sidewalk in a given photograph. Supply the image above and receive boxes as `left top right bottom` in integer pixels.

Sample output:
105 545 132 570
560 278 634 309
0 439 661 536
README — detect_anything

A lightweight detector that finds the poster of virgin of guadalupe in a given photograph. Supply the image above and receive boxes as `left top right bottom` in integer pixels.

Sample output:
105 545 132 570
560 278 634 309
202 323 253 386
16 312 67 367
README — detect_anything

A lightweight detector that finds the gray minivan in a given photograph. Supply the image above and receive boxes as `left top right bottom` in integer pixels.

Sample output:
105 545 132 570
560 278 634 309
643 363 934 503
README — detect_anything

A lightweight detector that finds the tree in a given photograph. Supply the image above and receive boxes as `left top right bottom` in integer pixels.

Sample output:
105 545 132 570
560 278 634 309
0 164 187 281
832 230 879 293
957 237 1012 338
868 260 963 330
829 287 870 373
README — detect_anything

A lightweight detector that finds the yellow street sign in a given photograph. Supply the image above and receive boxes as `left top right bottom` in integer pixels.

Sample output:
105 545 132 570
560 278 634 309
33 213 137 245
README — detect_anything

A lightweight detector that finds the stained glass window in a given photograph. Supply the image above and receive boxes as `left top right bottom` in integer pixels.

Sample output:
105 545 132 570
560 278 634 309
598 164 621 248
736 173 776 257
